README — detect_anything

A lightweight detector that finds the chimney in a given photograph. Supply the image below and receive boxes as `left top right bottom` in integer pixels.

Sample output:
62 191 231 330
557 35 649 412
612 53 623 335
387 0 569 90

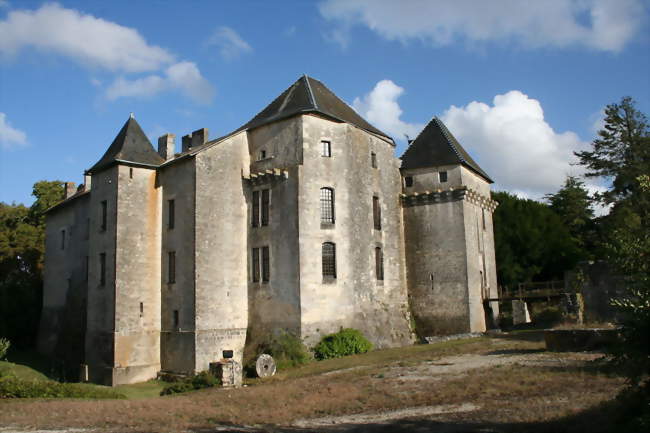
182 134 192 153
64 182 76 199
191 128 208 148
158 133 176 160
84 174 92 191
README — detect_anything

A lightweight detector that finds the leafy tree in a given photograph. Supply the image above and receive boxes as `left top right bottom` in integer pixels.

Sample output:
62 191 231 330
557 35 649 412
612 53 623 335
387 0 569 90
0 181 64 348
492 191 582 289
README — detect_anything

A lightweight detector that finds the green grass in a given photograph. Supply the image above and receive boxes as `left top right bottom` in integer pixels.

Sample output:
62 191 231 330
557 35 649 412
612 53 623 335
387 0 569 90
111 380 166 399
0 360 49 381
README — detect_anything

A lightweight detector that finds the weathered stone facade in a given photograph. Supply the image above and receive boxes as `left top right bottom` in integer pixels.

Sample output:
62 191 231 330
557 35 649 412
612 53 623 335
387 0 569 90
38 76 499 385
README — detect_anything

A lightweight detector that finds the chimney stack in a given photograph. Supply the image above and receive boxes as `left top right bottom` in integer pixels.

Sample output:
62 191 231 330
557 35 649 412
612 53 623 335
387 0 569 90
182 134 192 153
64 182 76 199
158 133 176 160
84 174 92 191
191 128 208 148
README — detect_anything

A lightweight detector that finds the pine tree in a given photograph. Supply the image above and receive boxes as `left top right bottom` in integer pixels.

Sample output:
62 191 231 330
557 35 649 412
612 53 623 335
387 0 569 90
545 175 594 250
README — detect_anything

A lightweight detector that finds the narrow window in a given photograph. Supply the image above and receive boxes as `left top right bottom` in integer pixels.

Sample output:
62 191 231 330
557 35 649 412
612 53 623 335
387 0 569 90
173 310 179 328
85 256 89 282
322 242 336 278
320 187 335 224
371 152 377 168
405 176 413 187
261 189 270 226
168 251 176 284
252 191 259 227
99 253 106 286
262 246 270 282
252 247 260 282
259 150 266 160
482 208 486 230
439 171 448 183
61 229 66 250
100 200 107 231
168 199 175 229
129 167 134 179
321 140 331 157
375 247 384 281
139 302 144 318
372 196 381 230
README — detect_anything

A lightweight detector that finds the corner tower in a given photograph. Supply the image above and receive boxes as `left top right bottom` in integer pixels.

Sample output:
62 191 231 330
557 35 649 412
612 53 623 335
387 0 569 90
85 115 164 385
401 117 499 337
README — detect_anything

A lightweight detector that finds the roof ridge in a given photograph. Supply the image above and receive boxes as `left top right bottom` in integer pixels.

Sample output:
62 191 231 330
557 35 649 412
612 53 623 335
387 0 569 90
304 75 318 110
434 117 465 163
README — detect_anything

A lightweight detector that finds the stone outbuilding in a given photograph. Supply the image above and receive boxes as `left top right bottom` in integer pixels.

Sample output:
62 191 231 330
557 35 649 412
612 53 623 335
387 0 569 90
38 75 499 385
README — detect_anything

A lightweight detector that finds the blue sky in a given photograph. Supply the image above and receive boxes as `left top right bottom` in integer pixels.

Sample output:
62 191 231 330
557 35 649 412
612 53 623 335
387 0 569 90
1 0 648 209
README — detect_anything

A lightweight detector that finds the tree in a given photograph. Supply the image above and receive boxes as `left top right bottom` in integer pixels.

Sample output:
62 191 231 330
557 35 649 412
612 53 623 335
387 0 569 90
0 181 64 348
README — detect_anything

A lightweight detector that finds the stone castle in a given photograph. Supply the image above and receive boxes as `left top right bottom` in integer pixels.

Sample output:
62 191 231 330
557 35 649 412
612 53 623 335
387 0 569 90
38 75 499 385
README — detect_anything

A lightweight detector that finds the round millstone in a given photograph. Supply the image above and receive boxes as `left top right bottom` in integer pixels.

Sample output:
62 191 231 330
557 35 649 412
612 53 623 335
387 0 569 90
255 354 277 378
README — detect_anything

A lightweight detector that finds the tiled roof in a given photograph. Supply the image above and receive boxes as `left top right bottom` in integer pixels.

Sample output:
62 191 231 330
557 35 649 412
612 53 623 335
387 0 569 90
400 117 492 183
88 116 164 173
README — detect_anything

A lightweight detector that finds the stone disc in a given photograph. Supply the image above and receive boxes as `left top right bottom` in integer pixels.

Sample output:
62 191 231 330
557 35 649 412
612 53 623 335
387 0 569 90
255 354 276 378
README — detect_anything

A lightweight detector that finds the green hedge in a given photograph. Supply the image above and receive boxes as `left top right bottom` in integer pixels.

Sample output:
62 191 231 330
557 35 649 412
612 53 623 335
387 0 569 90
160 371 220 396
0 376 125 399
313 328 373 360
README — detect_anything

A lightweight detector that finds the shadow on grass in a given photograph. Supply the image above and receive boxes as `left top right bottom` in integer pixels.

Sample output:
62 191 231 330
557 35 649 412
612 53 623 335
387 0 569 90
5 348 55 379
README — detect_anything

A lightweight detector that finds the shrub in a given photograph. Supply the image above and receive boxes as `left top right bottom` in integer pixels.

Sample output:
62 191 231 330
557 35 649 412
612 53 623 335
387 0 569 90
0 376 125 399
313 328 373 360
0 338 9 360
160 371 220 396
266 332 311 369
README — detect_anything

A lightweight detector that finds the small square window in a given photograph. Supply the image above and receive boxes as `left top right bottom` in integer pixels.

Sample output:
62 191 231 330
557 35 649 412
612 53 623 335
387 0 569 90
405 176 413 187
321 141 331 157
439 171 448 183
259 150 266 160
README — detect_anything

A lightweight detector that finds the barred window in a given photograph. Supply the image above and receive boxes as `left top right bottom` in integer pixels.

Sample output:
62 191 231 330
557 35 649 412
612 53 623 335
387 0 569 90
261 189 270 226
320 187 335 224
375 247 384 281
439 171 448 182
372 196 381 230
252 191 259 227
321 140 331 157
405 176 413 187
252 247 260 282
322 242 336 278
168 251 176 284
262 246 270 282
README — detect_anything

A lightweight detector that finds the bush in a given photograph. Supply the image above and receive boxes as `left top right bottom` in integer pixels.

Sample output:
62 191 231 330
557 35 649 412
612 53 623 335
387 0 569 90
0 338 9 360
266 332 311 369
313 328 373 360
160 371 220 396
0 376 125 399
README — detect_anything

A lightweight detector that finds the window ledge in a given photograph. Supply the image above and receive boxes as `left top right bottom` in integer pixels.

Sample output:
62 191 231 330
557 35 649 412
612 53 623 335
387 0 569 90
320 222 336 229
322 277 337 284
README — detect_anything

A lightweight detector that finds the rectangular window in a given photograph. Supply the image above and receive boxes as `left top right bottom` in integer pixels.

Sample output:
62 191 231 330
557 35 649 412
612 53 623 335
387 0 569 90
320 188 335 224
371 152 377 168
482 208 486 230
99 253 106 286
173 310 179 328
252 191 259 227
439 171 448 182
100 200 107 231
61 229 66 250
373 196 381 230
261 189 270 226
321 140 331 157
139 302 144 318
129 167 134 179
405 176 413 187
252 247 260 282
262 246 270 282
322 242 336 278
258 150 266 160
168 199 175 229
168 251 176 283
375 247 384 281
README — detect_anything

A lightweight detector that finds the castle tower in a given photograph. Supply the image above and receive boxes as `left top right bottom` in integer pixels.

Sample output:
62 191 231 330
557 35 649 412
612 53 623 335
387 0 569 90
400 117 499 337
85 116 164 385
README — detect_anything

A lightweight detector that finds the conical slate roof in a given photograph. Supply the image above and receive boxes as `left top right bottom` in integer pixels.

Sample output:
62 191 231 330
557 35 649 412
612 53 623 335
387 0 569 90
400 117 492 183
234 75 390 139
88 116 164 173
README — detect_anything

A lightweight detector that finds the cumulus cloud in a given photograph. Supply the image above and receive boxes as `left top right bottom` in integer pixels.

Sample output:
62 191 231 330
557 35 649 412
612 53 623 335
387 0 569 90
0 113 28 150
319 0 645 52
207 26 253 60
353 80 423 140
0 3 173 72
106 61 215 104
440 90 593 199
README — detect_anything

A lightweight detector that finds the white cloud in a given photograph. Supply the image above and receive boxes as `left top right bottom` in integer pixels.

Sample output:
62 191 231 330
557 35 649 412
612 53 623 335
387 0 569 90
319 0 645 52
353 80 423 140
105 61 215 104
0 113 28 150
0 3 174 72
207 26 252 60
440 90 591 199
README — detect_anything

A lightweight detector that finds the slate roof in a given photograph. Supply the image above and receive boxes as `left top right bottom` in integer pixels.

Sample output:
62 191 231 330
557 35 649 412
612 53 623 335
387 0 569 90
400 117 493 183
234 75 390 140
88 116 164 173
